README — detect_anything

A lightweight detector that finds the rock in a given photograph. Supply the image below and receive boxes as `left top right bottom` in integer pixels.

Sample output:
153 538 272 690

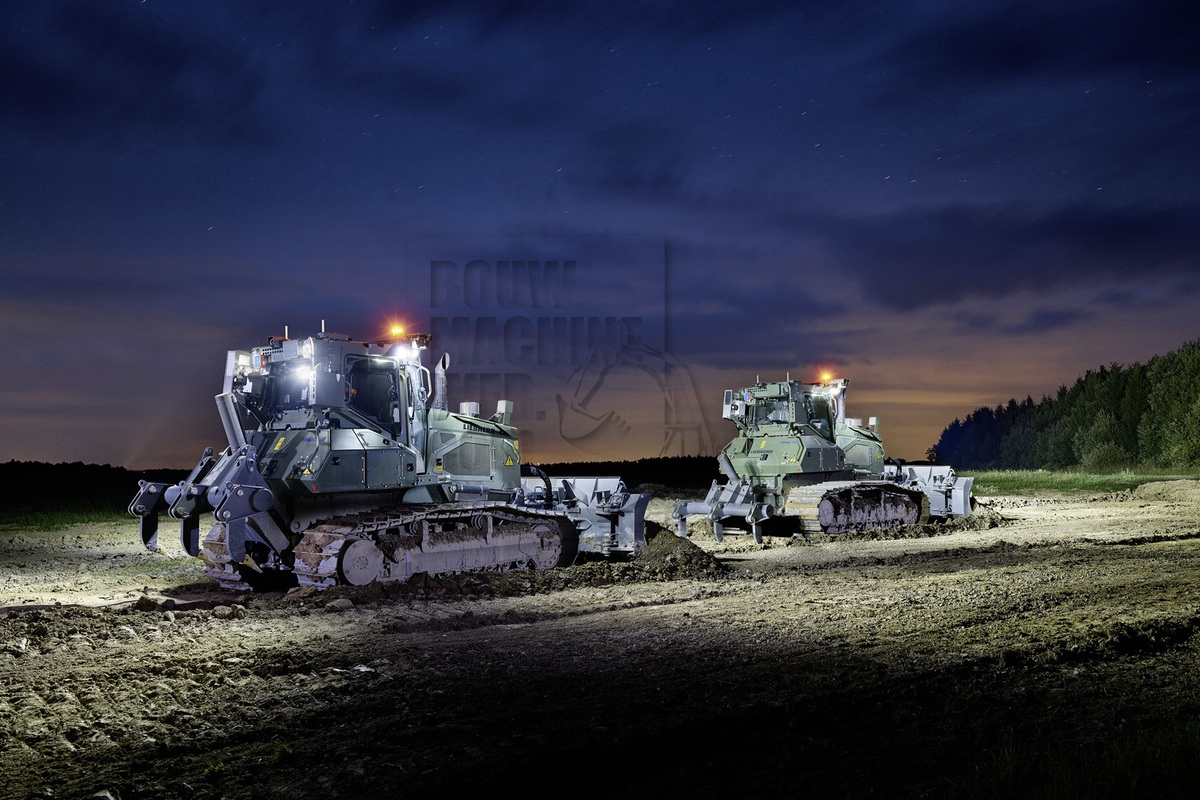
325 598 355 613
132 595 159 612
212 605 233 620
230 604 247 619
162 610 176 624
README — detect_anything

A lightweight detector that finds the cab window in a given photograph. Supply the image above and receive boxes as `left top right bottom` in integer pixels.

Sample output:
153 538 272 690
345 357 400 428
804 393 835 439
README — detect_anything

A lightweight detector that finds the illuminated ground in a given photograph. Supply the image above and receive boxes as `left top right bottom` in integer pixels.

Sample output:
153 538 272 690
3 489 1200 798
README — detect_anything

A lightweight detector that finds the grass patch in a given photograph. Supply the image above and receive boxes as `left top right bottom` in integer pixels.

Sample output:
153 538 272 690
955 718 1200 799
0 505 130 531
964 468 1200 496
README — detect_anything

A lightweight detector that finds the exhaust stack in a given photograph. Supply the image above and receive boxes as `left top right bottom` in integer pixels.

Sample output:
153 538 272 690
432 353 450 411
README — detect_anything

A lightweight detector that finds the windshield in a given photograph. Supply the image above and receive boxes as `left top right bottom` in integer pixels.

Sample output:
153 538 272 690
750 399 791 425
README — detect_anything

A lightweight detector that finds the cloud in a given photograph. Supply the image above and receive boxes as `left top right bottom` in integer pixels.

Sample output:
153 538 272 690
883 1 1200 89
0 2 272 146
359 0 819 43
304 31 476 114
999 308 1092 336
579 121 694 200
663 250 849 370
948 305 1091 338
806 201 1200 311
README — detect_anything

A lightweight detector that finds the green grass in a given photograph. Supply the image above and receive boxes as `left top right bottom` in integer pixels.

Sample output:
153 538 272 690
964 468 1200 496
0 505 131 531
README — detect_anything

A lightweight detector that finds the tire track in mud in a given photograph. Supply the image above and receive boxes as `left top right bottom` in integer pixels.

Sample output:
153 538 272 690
2 577 734 797
772 525 1200 576
6 492 1200 798
1083 530 1200 546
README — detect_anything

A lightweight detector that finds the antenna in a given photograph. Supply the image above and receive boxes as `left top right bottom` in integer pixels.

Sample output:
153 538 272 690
321 319 326 334
284 325 289 339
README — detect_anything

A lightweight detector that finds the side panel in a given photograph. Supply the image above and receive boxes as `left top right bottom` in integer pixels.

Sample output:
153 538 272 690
357 429 417 489
366 449 401 489
316 428 366 492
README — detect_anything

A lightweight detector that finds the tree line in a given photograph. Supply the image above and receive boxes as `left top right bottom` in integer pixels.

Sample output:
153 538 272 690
928 339 1200 470
0 461 189 513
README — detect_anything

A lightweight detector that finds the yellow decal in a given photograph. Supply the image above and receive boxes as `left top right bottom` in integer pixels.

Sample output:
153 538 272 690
512 440 519 452
273 436 286 451
505 456 514 467
435 465 443 471
759 439 767 449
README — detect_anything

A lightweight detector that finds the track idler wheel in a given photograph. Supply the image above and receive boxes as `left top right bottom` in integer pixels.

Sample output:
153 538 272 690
529 521 571 570
338 537 385 585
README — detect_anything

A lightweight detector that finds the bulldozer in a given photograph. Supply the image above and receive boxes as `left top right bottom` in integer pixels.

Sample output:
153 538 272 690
129 326 647 590
673 377 972 541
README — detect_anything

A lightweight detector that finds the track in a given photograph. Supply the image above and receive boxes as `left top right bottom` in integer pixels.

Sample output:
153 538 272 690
201 504 578 590
200 526 252 591
784 481 924 534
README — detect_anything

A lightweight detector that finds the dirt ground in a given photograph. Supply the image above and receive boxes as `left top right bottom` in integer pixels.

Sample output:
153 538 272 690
3 485 1200 799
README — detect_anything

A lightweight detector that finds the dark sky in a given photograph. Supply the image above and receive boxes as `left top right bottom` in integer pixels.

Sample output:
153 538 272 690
2 1 1198 469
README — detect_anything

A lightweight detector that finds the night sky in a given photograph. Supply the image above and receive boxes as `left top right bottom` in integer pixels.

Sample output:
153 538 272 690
2 1 1198 469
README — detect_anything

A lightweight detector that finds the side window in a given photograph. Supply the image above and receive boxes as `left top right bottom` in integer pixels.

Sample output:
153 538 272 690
345 358 399 427
807 394 834 440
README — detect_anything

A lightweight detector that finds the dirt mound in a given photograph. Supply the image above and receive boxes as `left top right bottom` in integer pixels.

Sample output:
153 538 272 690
937 500 1008 531
635 530 726 579
1132 480 1200 504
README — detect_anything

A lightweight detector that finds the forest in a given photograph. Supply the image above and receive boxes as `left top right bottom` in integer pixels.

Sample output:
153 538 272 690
929 339 1200 470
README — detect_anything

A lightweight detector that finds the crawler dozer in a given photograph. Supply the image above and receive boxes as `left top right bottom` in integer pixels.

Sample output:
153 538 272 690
130 327 647 590
673 378 972 541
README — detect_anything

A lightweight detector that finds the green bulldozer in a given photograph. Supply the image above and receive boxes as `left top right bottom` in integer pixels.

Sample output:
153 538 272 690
673 377 973 541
